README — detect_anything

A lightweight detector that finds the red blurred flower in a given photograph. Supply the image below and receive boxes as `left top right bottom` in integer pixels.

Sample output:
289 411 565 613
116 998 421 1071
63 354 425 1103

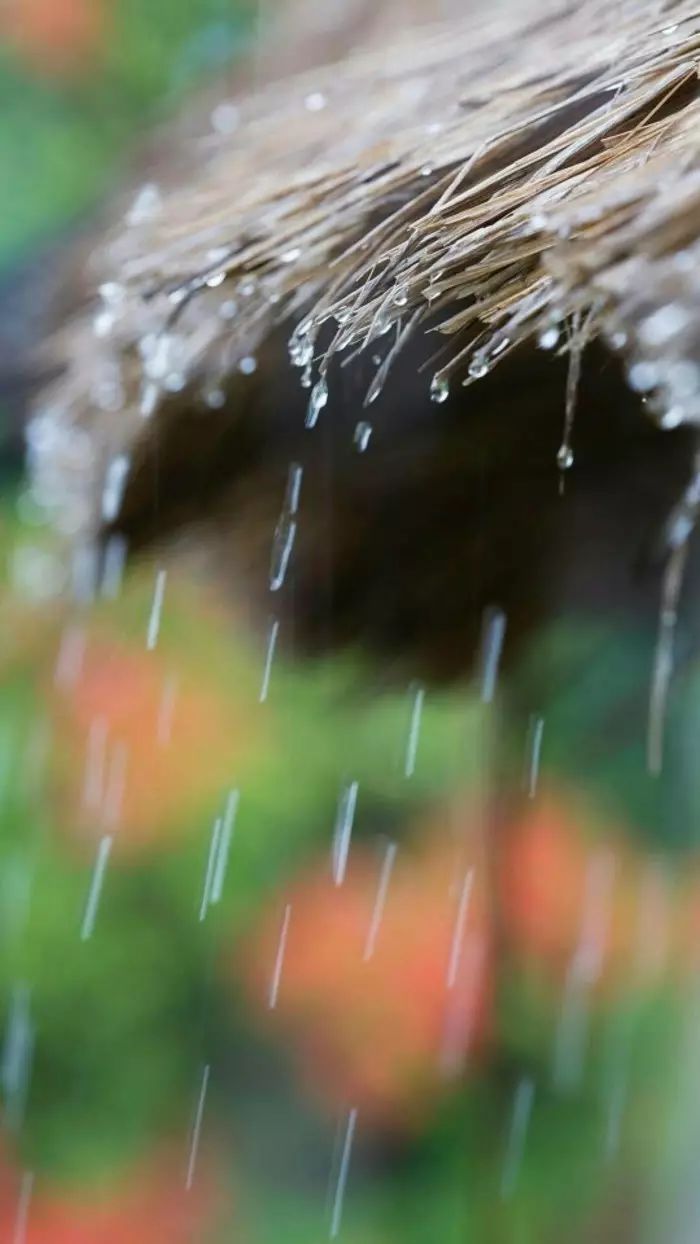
0 1143 226 1244
50 632 256 857
243 824 492 1128
499 794 673 993
1 0 106 77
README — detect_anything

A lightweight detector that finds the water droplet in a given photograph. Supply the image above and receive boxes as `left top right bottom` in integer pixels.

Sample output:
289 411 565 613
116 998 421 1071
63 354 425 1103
628 361 658 392
220 299 238 320
93 311 114 339
143 334 174 381
468 355 490 380
239 355 257 375
305 91 327 112
393 287 408 307
668 359 700 398
140 382 159 419
289 326 314 368
306 376 328 428
211 101 240 135
282 247 302 264
240 277 257 298
538 326 560 351
557 444 574 470
206 271 226 289
661 406 685 429
638 304 689 348
164 372 186 393
127 182 162 227
98 281 125 307
420 163 434 176
430 375 450 404
354 421 372 451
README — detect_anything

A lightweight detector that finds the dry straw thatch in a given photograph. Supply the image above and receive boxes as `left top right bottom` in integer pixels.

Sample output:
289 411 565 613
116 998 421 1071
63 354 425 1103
29 0 700 550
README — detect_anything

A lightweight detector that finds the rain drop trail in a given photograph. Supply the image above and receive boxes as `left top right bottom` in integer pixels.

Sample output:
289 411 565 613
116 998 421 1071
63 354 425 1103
404 684 425 778
210 790 239 905
100 534 128 600
157 677 178 746
446 869 474 989
259 619 280 703
354 421 372 452
80 836 113 941
286 462 303 515
306 376 328 428
479 607 507 703
186 1064 210 1191
525 715 545 799
146 569 167 650
101 454 130 524
12 1171 34 1244
54 624 86 689
1 986 34 1132
102 741 128 832
330 1108 358 1239
82 716 108 812
500 1077 536 1200
199 818 223 921
332 781 359 887
557 309 588 482
269 516 297 592
363 841 398 961
269 903 292 1010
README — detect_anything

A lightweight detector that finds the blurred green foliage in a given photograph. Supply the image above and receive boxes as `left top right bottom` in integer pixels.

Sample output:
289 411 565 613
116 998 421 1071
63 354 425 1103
0 0 255 268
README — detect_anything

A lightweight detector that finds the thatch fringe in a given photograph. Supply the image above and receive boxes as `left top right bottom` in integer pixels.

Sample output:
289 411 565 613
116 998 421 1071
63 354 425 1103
29 0 700 543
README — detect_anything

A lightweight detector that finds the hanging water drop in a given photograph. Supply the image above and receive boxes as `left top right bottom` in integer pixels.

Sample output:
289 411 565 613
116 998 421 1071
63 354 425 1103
304 91 327 112
354 422 372 452
101 455 130 524
127 182 162 226
538 326 560 351
239 356 257 376
430 375 450 404
289 324 314 368
205 388 226 409
557 444 574 471
306 376 328 428
468 355 489 380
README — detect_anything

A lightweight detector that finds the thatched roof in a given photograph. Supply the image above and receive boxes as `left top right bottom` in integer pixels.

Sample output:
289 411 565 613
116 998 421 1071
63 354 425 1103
28 0 700 545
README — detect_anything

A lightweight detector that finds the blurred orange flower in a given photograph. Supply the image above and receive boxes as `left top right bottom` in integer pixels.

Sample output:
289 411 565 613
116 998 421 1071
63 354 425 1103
0 1142 225 1244
499 794 673 993
243 823 492 1128
1 0 106 77
50 632 256 857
